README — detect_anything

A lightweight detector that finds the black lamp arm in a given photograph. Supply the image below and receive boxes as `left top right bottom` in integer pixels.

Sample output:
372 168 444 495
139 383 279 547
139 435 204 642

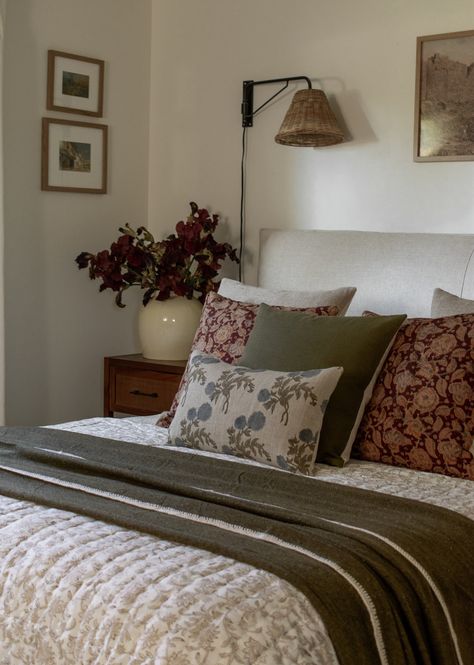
241 75 312 127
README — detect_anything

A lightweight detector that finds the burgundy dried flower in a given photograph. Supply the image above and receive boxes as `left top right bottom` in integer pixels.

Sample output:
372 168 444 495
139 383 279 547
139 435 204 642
75 202 239 307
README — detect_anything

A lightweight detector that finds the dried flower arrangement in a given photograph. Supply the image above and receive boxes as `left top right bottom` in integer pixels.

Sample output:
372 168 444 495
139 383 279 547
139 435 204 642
76 202 239 307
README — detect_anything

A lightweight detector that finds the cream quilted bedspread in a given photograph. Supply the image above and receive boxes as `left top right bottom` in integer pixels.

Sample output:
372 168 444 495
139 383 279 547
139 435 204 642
1 417 473 665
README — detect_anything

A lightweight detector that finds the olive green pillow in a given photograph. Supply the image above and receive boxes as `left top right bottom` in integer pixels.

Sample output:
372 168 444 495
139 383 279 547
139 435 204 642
240 304 406 467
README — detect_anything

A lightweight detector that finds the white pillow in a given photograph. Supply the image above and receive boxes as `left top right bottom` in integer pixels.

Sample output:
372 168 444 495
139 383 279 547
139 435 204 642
431 288 474 317
218 278 356 315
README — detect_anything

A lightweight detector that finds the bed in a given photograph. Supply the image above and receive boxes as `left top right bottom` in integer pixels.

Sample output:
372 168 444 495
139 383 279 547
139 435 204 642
1 229 473 665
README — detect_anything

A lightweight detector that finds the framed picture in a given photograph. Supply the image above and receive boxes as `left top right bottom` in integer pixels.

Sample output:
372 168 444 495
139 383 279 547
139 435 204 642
414 30 474 161
41 118 108 194
47 50 104 117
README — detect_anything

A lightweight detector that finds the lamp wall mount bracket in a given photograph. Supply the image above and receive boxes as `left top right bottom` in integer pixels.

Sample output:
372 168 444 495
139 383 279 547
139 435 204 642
241 76 312 127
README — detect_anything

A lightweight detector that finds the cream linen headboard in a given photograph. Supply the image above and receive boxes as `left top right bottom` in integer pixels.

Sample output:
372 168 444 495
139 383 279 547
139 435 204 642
258 229 474 317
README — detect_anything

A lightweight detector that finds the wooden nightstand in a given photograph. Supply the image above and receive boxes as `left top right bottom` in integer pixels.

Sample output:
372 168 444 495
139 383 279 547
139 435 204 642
104 354 186 417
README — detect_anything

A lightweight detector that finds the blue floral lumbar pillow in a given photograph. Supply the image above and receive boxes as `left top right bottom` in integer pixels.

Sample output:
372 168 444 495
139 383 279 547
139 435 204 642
168 351 343 474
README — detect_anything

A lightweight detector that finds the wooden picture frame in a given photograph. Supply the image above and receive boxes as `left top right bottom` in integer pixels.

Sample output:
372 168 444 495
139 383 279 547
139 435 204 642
414 30 474 162
47 50 104 117
41 118 108 194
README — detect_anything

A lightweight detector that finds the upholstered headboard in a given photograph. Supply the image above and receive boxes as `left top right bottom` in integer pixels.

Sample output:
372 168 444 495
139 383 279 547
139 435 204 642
258 229 474 317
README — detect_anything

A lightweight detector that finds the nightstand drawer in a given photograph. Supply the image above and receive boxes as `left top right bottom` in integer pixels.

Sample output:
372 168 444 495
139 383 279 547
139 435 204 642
104 355 186 417
114 369 180 414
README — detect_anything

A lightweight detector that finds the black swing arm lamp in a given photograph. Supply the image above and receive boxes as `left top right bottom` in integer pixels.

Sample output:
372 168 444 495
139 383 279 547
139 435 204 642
237 74 344 280
240 75 344 146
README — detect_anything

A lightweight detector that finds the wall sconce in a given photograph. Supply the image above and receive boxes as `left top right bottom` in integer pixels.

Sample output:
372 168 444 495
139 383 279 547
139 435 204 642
241 76 344 146
238 75 344 279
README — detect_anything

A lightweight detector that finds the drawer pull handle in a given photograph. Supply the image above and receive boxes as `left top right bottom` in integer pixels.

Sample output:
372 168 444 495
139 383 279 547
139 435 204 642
130 389 158 398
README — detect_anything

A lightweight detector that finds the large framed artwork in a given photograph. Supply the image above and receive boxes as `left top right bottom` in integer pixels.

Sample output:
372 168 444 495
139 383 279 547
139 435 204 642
47 50 104 117
414 30 474 162
41 118 108 194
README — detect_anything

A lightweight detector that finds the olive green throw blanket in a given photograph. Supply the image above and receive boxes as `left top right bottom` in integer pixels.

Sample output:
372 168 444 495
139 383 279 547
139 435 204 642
0 427 472 665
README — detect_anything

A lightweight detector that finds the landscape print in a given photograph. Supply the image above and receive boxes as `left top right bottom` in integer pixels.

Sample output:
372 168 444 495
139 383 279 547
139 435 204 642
417 32 474 159
59 141 91 172
62 70 90 98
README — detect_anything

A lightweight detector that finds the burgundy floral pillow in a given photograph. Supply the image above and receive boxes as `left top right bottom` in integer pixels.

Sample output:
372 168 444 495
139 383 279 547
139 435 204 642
156 292 339 427
353 314 474 480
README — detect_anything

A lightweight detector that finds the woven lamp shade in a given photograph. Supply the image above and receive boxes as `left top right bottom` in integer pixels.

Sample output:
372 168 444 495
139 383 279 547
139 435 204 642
275 89 344 147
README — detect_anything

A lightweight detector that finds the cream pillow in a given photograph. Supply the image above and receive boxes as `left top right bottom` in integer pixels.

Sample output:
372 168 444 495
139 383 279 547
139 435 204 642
431 288 474 317
218 278 356 315
168 351 343 474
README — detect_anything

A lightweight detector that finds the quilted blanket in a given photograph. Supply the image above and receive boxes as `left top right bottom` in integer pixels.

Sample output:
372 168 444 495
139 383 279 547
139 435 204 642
0 424 473 665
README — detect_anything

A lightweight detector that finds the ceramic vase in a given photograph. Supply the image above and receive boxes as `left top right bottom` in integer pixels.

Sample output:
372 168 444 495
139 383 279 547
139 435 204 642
138 297 202 360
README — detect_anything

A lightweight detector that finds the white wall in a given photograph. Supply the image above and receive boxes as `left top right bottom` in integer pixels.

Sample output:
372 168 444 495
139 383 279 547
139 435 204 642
4 0 151 424
148 0 474 285
3 0 473 425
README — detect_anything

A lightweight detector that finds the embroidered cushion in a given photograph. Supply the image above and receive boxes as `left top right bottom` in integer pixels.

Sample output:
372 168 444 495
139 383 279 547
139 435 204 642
156 292 339 427
354 314 474 480
168 351 343 474
218 278 356 315
240 305 406 467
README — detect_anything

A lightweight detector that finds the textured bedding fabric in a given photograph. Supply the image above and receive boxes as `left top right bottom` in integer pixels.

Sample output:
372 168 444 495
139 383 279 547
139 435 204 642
1 417 473 665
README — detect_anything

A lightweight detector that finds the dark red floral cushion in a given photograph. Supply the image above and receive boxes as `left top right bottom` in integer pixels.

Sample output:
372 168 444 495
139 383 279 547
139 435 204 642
353 314 474 479
156 292 339 427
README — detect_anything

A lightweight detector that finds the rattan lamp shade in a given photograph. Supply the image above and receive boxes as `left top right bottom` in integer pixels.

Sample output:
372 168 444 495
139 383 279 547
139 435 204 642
275 89 344 147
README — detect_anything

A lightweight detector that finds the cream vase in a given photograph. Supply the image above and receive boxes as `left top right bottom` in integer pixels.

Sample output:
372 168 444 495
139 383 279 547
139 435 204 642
138 298 202 360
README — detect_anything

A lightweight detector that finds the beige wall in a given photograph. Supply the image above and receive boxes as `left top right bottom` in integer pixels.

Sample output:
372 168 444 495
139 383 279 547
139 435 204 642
3 0 474 425
4 0 151 424
148 0 474 285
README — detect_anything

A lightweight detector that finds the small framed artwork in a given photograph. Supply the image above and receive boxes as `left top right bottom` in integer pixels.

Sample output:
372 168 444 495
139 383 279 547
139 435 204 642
47 50 104 117
414 30 474 161
41 118 108 194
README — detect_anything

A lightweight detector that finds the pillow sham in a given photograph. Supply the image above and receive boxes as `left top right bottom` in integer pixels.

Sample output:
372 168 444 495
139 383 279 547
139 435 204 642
354 314 474 480
431 288 474 317
240 304 406 467
218 278 356 315
168 351 343 474
156 292 339 427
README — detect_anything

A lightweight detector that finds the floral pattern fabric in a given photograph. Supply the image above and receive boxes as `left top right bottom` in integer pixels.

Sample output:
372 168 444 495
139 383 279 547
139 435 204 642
168 351 343 474
2 415 472 665
354 314 474 479
157 292 339 427
0 495 336 665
